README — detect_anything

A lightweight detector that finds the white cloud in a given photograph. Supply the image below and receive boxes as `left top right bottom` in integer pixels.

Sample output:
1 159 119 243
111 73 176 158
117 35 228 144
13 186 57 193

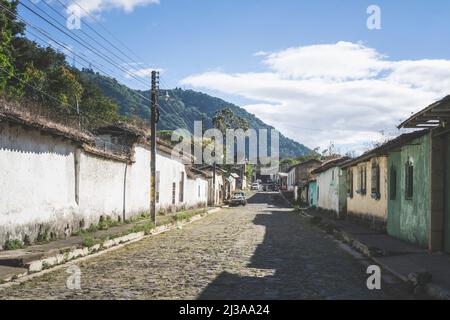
67 0 159 17
181 41 450 153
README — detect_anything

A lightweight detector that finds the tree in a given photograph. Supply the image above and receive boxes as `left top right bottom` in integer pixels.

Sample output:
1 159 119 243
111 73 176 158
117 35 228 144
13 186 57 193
212 108 250 134
0 0 24 93
44 66 83 110
77 77 119 128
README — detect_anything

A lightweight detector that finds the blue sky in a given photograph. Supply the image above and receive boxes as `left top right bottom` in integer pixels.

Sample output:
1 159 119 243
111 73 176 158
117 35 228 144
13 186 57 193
19 0 450 152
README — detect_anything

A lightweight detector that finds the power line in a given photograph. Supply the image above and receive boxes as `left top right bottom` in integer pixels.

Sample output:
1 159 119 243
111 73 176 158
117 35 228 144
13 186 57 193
0 2 154 110
67 0 158 79
18 1 152 89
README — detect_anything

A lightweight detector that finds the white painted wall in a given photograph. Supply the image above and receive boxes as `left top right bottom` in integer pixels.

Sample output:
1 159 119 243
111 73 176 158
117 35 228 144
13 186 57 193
316 166 346 214
78 144 151 226
0 122 79 244
155 151 208 210
0 120 209 248
185 177 208 207
155 152 186 210
287 168 295 191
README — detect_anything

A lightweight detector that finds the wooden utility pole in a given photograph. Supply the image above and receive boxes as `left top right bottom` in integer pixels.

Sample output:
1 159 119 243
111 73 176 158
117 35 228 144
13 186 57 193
150 71 159 223
213 161 216 206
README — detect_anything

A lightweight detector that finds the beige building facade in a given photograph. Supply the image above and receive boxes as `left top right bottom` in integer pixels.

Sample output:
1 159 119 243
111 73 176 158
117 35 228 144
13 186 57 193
343 155 388 228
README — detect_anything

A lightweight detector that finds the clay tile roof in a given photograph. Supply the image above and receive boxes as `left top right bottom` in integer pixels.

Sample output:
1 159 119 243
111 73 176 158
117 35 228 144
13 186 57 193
341 130 429 168
0 98 94 144
95 121 148 137
311 156 351 174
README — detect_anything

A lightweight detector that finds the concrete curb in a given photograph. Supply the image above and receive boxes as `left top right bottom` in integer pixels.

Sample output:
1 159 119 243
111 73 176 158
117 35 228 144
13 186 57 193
312 217 450 300
0 207 222 288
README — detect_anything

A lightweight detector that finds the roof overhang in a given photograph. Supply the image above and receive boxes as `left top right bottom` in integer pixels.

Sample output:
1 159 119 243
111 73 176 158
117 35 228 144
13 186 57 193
398 95 450 129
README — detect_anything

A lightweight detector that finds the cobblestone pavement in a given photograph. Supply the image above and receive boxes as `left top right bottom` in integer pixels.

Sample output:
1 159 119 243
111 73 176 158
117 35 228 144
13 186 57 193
0 193 414 300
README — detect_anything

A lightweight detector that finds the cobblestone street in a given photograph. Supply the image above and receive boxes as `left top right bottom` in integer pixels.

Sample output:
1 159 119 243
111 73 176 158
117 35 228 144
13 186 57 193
0 193 412 300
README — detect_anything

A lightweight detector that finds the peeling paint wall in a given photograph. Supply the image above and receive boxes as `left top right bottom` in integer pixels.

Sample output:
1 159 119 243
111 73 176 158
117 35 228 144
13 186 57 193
316 166 346 214
347 156 388 222
445 133 450 253
387 134 430 248
155 152 208 211
0 121 207 248
0 122 79 246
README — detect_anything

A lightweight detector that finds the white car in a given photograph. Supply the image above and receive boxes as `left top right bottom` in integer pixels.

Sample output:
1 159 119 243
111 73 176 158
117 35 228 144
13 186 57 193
251 183 260 191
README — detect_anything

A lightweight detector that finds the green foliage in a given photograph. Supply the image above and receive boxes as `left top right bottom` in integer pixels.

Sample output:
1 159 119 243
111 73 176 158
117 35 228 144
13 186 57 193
98 216 119 231
0 9 121 128
81 236 96 248
212 107 250 133
0 0 24 92
130 221 155 235
4 239 24 250
87 224 98 233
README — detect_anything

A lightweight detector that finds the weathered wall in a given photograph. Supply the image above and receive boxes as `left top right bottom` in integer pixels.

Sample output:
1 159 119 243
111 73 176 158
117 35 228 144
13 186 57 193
287 168 295 191
317 167 346 214
347 156 388 222
78 144 151 226
387 134 430 247
0 121 157 247
0 122 79 245
185 177 208 208
445 133 450 252
155 152 185 210
0 119 211 248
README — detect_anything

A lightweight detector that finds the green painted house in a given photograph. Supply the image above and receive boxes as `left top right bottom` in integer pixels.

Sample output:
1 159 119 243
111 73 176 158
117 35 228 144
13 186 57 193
398 95 450 253
387 130 430 248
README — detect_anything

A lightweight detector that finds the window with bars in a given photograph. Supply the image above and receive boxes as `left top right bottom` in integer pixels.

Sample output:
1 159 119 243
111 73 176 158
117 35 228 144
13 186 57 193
358 165 367 195
405 161 414 200
347 168 353 198
172 182 176 205
390 166 397 200
179 172 184 203
371 161 381 200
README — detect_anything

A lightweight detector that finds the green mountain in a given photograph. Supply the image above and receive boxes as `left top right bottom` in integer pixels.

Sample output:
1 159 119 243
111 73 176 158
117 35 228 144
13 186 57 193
80 70 311 157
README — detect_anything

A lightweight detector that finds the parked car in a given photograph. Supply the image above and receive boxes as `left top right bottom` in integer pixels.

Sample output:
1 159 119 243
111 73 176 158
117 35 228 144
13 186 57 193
251 182 260 191
230 192 247 206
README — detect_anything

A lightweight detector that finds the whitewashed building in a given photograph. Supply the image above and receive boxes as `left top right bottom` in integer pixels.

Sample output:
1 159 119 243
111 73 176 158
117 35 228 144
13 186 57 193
312 157 350 217
0 101 209 248
155 143 209 212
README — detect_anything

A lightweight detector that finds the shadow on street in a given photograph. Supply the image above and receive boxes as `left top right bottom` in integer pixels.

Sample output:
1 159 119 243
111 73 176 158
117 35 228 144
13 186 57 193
198 193 399 300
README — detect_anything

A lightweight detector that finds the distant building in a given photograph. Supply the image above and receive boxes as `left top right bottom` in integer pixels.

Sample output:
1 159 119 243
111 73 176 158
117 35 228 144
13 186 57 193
286 159 322 201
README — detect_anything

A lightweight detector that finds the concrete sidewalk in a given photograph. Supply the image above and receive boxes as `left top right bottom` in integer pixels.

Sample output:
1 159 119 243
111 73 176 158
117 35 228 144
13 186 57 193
306 208 450 300
0 207 219 284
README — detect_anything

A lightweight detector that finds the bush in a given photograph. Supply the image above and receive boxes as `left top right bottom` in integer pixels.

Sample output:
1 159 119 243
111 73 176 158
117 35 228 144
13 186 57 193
81 236 96 248
4 239 24 250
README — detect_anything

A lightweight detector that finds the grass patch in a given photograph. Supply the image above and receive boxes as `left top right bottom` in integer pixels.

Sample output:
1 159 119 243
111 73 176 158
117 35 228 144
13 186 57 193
81 236 97 248
130 221 156 235
4 239 24 250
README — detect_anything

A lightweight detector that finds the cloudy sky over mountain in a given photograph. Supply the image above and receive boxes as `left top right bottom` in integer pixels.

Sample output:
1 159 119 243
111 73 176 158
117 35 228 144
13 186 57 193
181 41 450 152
